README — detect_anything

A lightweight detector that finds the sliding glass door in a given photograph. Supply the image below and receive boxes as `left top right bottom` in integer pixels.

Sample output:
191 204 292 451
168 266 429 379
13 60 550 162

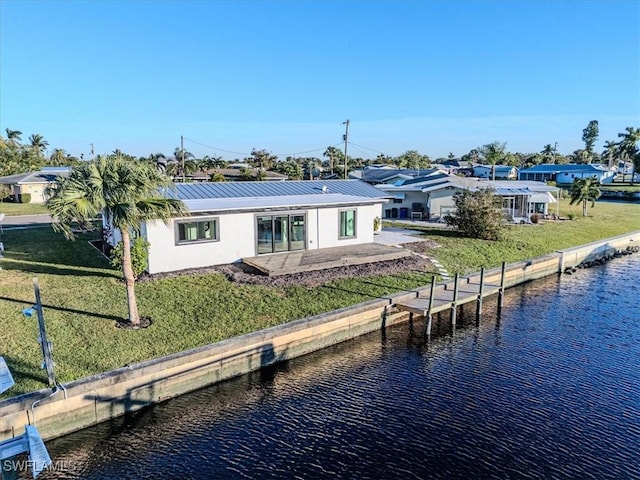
256 214 305 254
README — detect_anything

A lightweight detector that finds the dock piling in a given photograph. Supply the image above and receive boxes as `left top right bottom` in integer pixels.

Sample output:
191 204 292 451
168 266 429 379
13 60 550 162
451 273 459 328
477 267 485 324
498 261 506 310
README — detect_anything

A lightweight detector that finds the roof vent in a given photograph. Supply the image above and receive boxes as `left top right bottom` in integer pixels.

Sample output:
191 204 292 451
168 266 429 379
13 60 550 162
321 185 328 193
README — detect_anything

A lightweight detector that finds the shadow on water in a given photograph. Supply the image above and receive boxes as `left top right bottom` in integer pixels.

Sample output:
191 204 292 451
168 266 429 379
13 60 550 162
83 342 289 436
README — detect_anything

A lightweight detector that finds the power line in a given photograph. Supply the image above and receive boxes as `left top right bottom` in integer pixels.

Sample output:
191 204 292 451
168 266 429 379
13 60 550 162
182 137 249 156
348 141 386 155
183 137 344 159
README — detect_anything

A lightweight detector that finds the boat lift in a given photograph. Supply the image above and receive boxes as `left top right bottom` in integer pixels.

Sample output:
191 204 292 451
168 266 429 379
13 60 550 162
0 279 57 479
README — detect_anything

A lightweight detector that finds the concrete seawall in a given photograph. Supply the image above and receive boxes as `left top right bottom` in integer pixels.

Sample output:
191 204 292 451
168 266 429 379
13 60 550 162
1 231 638 442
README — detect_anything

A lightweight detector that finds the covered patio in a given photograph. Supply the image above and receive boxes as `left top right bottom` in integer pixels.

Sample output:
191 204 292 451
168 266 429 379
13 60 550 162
243 243 412 276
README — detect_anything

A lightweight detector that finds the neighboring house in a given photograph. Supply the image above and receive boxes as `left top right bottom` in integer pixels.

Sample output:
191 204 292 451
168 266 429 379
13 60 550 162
518 164 614 184
105 180 389 274
376 172 559 223
472 165 518 180
0 167 70 203
349 167 444 185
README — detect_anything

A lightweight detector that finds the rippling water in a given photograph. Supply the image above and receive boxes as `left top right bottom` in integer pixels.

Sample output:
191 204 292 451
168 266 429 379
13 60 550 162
33 255 640 479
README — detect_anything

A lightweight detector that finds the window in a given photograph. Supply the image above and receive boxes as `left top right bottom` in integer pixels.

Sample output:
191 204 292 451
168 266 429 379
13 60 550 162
339 210 356 238
176 218 218 244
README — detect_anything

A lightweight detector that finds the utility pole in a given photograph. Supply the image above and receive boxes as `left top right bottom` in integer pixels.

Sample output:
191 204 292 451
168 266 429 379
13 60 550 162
181 135 185 183
342 119 350 179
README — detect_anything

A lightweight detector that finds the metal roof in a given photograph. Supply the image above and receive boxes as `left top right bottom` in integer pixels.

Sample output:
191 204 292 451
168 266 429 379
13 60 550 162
182 193 385 213
0 167 70 185
350 168 441 184
169 179 390 201
519 164 608 174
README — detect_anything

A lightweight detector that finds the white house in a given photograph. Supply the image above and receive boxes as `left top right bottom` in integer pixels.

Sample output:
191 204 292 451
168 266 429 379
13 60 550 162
376 173 559 223
0 167 70 203
472 165 518 180
106 180 390 274
518 164 614 184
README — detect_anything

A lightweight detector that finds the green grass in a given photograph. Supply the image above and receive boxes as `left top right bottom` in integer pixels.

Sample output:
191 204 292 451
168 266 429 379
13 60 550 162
0 202 49 216
401 198 640 274
600 185 640 192
1 198 637 396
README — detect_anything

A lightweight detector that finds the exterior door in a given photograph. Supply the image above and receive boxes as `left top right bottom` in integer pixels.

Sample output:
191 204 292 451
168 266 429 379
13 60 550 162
256 214 306 254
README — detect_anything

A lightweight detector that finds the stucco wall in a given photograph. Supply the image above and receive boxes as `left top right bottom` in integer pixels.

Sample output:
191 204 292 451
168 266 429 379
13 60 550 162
14 184 47 203
146 212 257 273
145 203 384 273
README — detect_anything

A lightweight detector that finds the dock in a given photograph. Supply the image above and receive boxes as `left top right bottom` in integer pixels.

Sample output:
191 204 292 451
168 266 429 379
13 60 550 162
395 263 507 335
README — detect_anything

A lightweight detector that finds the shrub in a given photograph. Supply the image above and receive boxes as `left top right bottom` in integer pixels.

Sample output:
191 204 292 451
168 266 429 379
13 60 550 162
373 216 382 232
110 237 150 279
567 213 575 220
530 213 540 224
444 188 505 241
0 185 10 202
19 193 31 203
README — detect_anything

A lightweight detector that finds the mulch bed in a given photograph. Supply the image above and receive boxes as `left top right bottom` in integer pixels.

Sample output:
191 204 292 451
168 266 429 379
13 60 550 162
139 240 437 289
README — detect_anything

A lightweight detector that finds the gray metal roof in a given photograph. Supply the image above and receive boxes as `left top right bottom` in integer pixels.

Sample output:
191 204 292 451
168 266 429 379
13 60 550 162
0 167 70 185
182 193 385 213
169 179 390 200
350 168 440 184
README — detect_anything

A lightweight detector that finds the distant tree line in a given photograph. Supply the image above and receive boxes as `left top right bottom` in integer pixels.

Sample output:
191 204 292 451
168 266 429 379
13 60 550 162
2 122 638 181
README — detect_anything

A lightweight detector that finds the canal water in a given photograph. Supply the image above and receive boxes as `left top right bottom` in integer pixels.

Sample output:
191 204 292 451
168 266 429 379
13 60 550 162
36 255 640 479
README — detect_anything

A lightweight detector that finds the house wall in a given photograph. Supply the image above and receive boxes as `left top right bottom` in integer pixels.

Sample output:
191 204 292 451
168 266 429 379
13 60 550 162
429 188 461 217
556 171 614 185
145 212 257 274
144 203 384 274
13 184 47 203
383 191 429 219
316 204 380 248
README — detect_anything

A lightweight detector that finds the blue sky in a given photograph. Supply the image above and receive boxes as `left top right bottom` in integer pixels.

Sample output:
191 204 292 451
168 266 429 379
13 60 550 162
1 0 639 160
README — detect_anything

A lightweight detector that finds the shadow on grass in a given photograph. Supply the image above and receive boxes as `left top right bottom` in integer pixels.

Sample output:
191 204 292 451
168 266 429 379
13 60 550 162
0 259 118 278
319 284 375 299
1 227 111 270
1 355 48 386
0 296 124 322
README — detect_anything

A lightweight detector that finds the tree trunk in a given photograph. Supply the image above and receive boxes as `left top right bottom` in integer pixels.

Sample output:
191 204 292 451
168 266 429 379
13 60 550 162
120 229 140 326
583 199 588 217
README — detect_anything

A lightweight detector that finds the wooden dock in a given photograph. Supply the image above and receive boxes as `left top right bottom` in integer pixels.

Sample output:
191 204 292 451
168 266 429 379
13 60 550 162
395 263 507 335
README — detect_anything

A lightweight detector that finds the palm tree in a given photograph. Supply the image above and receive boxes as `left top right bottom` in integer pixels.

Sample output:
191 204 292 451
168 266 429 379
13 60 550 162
480 141 507 180
541 144 555 163
46 156 187 327
602 140 618 171
568 176 601 217
4 128 23 147
323 146 342 175
617 127 640 185
29 134 49 154
49 148 68 166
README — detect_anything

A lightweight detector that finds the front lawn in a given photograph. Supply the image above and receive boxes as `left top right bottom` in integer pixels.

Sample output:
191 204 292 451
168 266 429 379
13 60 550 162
0 202 49 216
